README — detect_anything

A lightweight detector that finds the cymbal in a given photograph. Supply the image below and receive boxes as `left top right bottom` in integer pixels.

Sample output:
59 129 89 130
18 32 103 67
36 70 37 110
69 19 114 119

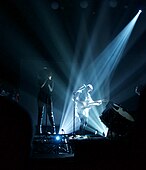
112 103 135 122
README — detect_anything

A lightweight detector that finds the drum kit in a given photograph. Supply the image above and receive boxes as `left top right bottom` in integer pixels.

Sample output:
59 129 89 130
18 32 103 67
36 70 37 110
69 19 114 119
100 101 135 137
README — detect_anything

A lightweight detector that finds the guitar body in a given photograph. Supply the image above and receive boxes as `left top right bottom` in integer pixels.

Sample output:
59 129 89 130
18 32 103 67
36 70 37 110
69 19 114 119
75 99 107 110
75 99 108 119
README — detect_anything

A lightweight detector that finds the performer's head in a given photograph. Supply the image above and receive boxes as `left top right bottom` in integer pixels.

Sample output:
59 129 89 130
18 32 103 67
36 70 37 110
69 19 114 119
42 67 52 80
86 84 93 93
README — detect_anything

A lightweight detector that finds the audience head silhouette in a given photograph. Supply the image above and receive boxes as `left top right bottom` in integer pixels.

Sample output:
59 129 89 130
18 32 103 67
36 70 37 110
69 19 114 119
0 96 33 170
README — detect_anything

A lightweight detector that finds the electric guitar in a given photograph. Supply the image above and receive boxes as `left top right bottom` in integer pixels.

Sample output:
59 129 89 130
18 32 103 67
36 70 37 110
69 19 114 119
75 99 108 110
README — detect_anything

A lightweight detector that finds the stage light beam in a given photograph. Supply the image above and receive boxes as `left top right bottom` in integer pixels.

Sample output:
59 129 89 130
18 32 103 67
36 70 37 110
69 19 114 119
59 7 142 136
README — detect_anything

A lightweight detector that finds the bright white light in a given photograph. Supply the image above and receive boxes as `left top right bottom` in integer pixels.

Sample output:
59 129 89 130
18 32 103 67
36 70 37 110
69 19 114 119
139 10 142 13
55 135 61 141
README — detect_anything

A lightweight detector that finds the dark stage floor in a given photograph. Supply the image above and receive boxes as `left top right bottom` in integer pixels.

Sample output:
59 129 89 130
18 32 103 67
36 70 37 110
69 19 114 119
30 133 145 170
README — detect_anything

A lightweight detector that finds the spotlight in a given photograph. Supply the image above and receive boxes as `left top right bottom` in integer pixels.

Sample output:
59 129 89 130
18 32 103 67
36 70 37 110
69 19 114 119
55 135 61 141
139 9 142 13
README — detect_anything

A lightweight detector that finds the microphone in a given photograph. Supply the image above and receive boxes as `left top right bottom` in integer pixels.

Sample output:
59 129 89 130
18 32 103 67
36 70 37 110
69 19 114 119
79 84 86 90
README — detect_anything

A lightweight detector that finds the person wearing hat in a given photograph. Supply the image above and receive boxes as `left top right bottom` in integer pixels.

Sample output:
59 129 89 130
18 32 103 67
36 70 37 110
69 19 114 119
74 84 95 135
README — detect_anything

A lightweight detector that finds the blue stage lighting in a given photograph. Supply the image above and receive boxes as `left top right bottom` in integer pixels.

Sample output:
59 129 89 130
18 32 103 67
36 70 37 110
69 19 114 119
55 135 61 141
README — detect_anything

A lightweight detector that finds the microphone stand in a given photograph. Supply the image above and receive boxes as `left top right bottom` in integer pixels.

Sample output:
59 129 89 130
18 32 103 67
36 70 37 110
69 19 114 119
72 86 85 138
72 92 76 138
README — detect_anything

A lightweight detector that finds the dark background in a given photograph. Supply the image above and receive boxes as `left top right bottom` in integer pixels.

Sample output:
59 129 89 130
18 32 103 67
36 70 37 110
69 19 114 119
1 0 146 129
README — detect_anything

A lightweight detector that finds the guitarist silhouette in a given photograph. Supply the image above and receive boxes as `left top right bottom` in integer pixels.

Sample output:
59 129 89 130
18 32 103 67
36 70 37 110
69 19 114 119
74 84 104 135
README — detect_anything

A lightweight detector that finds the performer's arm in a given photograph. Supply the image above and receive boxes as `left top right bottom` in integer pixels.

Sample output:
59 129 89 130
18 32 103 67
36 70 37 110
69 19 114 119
40 78 48 88
48 76 54 92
